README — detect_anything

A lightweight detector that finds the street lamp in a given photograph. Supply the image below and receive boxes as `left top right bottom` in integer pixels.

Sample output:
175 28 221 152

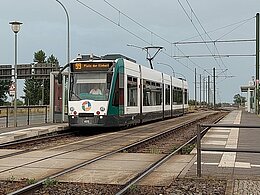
55 0 70 65
175 72 186 81
9 21 22 127
55 0 70 123
157 62 175 76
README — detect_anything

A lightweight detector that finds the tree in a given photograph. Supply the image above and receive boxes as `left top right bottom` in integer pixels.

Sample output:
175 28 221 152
24 50 46 105
33 50 46 63
233 94 246 106
44 54 59 105
188 99 198 106
0 80 12 106
47 54 59 65
24 78 42 105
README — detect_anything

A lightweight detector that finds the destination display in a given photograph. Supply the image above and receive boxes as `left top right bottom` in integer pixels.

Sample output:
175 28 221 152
71 62 112 72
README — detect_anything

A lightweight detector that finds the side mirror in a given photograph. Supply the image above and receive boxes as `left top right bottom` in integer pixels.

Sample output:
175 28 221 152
57 72 62 84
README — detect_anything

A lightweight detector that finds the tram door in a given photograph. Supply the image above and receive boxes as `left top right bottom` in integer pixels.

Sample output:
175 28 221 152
50 71 68 123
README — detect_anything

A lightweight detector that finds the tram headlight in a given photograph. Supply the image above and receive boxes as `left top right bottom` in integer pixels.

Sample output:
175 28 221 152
70 107 75 112
100 107 105 111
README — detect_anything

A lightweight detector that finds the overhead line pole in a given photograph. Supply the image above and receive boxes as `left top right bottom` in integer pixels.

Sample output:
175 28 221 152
200 74 201 107
208 75 210 107
195 68 197 108
213 68 216 109
256 13 259 115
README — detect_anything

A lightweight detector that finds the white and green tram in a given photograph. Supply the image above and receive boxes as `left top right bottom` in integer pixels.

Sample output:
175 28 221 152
68 54 188 128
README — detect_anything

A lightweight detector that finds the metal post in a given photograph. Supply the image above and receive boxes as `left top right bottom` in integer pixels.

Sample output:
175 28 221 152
203 76 205 105
213 68 216 109
208 75 210 107
14 33 18 127
9 21 22 127
256 13 259 114
195 68 197 108
182 79 184 115
56 0 70 122
45 106 48 123
42 79 44 105
49 72 55 123
27 106 30 125
200 74 202 107
197 124 202 177
55 0 70 65
6 107 9 128
205 77 207 105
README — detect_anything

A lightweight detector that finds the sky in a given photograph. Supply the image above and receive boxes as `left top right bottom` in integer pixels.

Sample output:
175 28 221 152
0 0 260 103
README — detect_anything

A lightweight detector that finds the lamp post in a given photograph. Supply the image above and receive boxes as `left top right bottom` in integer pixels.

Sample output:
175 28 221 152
55 0 70 123
55 0 70 65
9 21 22 127
157 62 175 76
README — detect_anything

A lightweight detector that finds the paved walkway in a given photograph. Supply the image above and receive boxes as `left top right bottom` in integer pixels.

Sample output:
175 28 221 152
185 110 260 194
0 123 69 144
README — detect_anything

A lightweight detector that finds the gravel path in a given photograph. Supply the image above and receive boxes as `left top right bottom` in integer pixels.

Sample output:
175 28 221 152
25 178 226 195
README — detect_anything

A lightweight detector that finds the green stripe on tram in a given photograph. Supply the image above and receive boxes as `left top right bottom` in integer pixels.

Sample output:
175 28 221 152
107 58 124 116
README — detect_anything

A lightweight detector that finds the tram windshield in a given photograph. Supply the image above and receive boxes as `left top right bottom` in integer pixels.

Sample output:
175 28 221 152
69 72 112 101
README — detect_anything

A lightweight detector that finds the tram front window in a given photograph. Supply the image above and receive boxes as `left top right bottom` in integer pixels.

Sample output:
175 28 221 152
70 72 111 101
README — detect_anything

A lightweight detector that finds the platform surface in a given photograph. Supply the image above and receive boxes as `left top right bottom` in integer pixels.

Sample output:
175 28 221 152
185 110 260 194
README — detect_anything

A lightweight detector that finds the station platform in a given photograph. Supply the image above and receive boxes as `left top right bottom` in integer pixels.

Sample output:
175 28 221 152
0 123 69 144
184 109 260 194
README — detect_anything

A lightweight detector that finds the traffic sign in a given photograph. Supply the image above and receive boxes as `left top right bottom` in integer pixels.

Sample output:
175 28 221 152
9 83 15 96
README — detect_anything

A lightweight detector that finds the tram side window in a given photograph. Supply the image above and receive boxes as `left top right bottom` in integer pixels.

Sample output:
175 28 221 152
173 87 183 105
180 89 183 104
177 88 183 104
143 80 151 106
155 83 162 105
173 87 178 105
143 80 162 106
151 82 156 106
184 89 188 104
165 84 170 105
127 76 138 106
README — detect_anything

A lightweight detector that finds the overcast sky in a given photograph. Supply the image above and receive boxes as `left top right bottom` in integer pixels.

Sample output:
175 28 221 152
1 0 260 103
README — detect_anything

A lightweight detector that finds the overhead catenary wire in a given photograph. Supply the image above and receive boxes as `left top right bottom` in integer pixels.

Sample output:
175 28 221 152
74 0 255 84
175 16 255 43
176 1 255 79
74 0 150 45
101 0 200 72
173 39 256 45
102 0 218 74
177 0 229 75
216 17 256 41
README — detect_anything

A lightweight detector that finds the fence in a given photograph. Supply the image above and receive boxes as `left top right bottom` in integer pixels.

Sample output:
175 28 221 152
0 105 49 128
196 123 260 177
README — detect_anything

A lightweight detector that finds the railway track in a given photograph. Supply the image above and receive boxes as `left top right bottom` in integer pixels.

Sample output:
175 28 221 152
1 110 226 194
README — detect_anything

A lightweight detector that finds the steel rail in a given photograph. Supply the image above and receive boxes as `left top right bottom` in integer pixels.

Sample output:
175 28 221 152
8 111 220 195
0 131 76 160
115 114 225 195
0 131 73 148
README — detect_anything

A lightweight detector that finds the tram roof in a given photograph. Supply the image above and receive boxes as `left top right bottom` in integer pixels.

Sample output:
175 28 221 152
74 54 136 63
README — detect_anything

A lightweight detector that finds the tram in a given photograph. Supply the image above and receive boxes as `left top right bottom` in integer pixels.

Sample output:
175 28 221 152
67 54 188 127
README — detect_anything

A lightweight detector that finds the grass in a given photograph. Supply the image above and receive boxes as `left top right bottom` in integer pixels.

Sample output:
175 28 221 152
43 178 58 187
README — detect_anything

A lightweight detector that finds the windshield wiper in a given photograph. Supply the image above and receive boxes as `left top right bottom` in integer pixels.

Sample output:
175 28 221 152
70 90 81 100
